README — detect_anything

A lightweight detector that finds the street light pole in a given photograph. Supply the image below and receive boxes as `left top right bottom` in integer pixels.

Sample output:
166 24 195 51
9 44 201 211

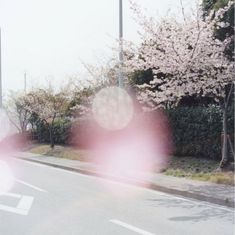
24 72 27 93
0 28 2 108
118 0 124 87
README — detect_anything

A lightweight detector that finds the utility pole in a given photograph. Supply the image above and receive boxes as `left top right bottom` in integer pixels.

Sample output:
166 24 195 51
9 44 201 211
24 72 27 93
0 28 2 108
118 0 124 88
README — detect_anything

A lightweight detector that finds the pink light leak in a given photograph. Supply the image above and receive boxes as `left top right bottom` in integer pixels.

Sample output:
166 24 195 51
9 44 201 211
71 91 172 194
0 132 31 156
93 110 172 178
0 132 31 194
0 109 14 194
0 109 31 194
0 108 30 156
0 109 10 142
92 87 134 130
0 160 14 195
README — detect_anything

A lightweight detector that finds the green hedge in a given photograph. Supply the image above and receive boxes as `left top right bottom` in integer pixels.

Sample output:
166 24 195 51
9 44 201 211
31 105 234 160
166 105 234 159
32 119 72 145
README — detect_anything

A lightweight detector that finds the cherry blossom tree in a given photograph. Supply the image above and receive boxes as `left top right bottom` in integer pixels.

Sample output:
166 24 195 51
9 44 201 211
126 1 234 168
27 87 70 148
6 92 33 133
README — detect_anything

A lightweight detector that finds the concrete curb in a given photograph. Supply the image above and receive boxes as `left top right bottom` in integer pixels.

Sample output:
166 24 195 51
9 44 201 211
17 157 234 208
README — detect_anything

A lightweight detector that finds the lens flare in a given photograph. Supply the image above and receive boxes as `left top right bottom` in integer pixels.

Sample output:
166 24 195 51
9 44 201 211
0 108 30 154
0 160 14 194
94 111 171 190
0 109 10 142
71 95 172 195
92 86 134 130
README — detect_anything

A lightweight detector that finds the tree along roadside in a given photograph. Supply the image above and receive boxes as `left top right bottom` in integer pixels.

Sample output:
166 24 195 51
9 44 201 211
125 1 234 169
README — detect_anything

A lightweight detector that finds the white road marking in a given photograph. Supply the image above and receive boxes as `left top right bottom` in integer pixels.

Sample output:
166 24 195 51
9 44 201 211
15 179 47 193
0 193 34 216
1 192 21 198
17 195 34 211
16 158 234 212
110 219 155 235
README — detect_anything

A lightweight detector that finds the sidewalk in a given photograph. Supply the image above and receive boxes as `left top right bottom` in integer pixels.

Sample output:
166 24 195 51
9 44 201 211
13 152 234 208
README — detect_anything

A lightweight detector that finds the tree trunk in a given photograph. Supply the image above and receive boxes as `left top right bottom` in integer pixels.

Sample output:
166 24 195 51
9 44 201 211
49 124 55 149
220 106 229 168
37 124 42 142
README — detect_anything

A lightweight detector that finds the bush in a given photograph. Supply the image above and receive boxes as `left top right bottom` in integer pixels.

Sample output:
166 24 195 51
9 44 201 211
52 119 72 145
166 105 234 160
31 105 234 160
32 119 72 145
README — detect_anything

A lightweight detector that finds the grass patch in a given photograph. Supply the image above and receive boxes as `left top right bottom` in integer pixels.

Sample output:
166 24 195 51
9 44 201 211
164 156 234 185
27 144 92 162
191 172 234 185
27 145 234 186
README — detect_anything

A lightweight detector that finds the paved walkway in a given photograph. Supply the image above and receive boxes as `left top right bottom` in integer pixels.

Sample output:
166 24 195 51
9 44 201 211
13 152 235 208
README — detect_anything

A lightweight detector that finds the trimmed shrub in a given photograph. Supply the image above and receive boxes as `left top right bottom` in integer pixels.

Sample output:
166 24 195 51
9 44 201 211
32 119 72 145
31 105 234 160
166 105 234 159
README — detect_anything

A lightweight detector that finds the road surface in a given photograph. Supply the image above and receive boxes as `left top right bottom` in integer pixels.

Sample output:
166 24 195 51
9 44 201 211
0 158 234 235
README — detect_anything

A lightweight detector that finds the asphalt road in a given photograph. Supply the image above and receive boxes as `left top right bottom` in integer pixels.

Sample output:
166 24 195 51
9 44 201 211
0 158 234 235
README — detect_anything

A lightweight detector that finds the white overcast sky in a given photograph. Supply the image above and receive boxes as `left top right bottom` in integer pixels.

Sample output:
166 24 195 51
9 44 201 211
0 0 198 95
